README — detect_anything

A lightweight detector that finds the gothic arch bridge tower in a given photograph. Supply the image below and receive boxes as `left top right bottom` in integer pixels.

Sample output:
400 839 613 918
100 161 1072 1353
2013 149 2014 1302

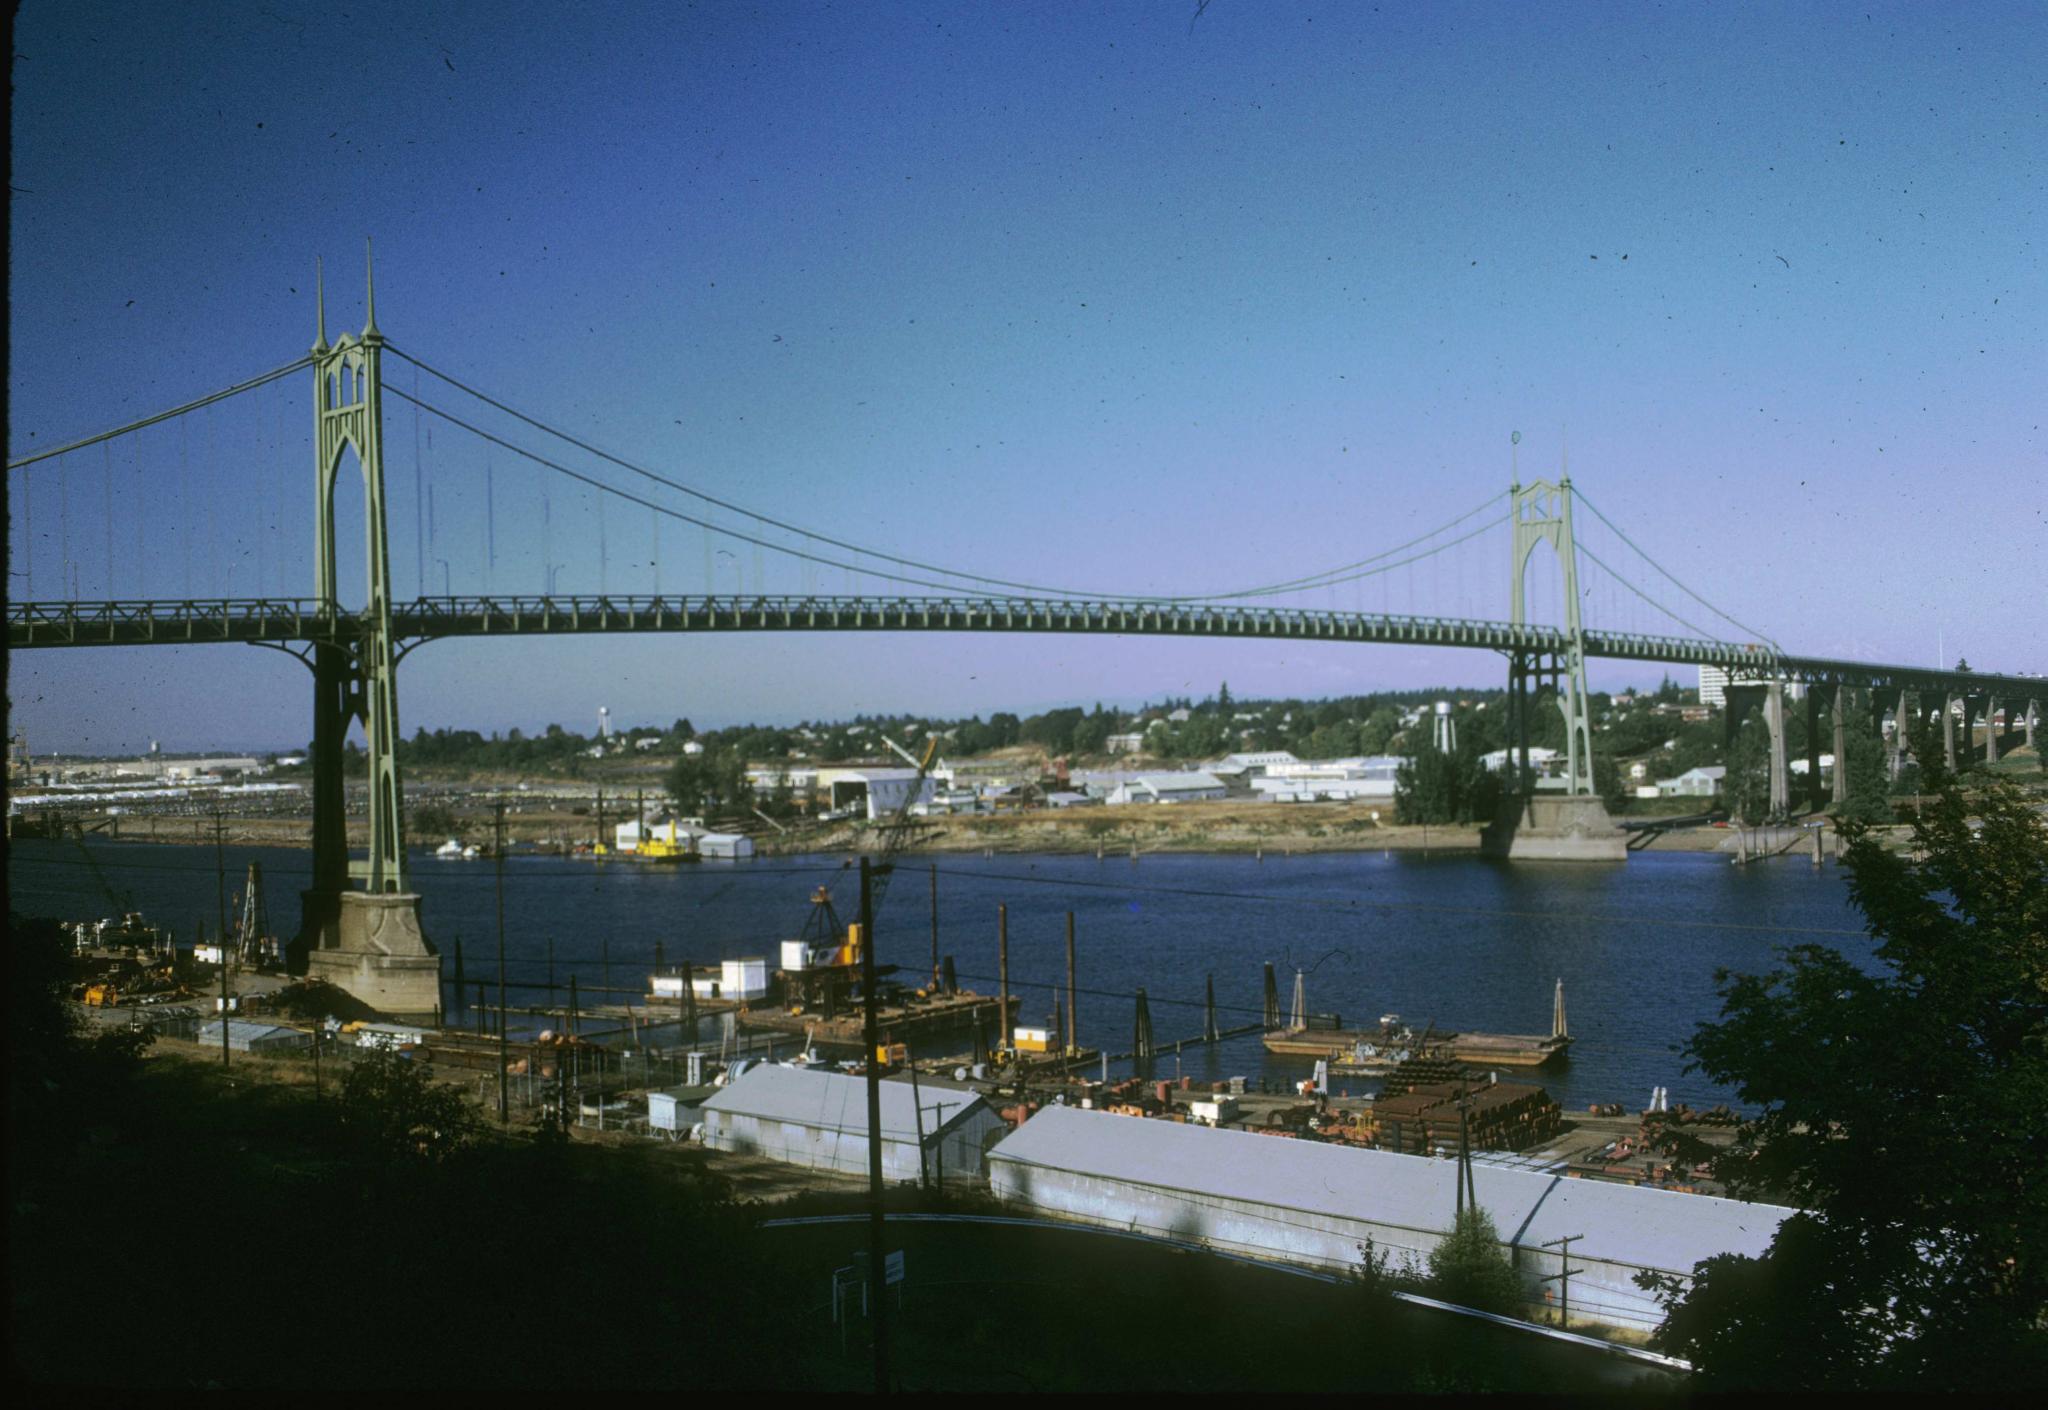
294 246 441 1021
1481 472 1627 861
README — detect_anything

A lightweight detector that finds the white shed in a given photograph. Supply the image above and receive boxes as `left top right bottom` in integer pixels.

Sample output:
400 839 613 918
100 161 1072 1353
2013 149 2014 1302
699 1064 1007 1183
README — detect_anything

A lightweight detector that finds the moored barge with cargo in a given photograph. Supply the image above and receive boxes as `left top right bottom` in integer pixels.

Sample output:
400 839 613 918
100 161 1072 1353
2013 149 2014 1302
1263 979 1574 1072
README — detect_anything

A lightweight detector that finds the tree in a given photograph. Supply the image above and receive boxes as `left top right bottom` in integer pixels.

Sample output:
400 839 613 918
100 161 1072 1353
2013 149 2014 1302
1427 1208 1524 1316
335 1047 482 1166
1358 706 1402 756
411 801 461 841
1834 713 1892 824
1640 763 2048 1390
1724 717 1771 825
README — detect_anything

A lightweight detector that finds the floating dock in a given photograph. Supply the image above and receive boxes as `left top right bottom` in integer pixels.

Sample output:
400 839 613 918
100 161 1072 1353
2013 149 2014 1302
1265 1025 1572 1070
737 990 1016 1052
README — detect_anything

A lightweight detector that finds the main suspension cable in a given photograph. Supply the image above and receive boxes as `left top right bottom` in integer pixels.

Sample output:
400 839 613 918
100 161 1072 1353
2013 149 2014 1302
6 356 314 471
1577 543 1719 641
388 345 1507 606
1573 488 1779 647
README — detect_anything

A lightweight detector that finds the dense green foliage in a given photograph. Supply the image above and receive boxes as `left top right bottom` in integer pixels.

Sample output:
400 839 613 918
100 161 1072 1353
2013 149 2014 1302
1642 762 2048 1390
1723 717 1772 825
665 745 751 815
1426 1208 1526 1316
1833 711 1894 823
1394 741 1502 825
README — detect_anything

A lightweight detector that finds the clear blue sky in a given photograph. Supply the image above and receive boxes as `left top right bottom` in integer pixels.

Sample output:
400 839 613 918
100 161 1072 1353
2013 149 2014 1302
9 1 2044 754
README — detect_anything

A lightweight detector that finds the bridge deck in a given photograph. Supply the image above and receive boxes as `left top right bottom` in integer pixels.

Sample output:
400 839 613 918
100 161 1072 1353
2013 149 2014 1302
6 595 2040 695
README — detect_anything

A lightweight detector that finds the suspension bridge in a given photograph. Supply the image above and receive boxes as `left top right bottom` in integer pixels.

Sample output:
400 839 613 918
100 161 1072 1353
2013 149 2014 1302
9 252 2040 1017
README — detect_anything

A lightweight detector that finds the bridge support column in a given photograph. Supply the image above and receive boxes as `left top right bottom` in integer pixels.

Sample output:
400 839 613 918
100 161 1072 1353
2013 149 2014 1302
1985 697 2000 765
1831 686 1848 806
2027 700 2038 752
1805 687 1823 813
1943 695 1957 771
1764 682 1790 821
296 641 353 971
1886 689 1908 780
1963 697 1981 770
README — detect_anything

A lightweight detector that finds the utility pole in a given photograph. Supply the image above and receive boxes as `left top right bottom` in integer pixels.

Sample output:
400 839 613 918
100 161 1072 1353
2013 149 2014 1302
1066 911 1078 1060
858 858 890 1392
929 863 940 990
908 1060 929 1191
997 903 1010 1058
1542 1233 1584 1328
219 949 231 1068
1455 1085 1477 1218
494 800 509 1124
212 803 228 971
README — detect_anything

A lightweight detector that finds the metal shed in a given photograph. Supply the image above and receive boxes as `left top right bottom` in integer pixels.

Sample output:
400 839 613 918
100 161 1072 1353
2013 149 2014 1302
699 1064 1006 1183
195 1020 314 1054
988 1106 1793 1332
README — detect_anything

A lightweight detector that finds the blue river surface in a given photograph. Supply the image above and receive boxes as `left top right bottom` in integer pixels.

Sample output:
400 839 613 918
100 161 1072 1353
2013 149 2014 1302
8 838 1881 1112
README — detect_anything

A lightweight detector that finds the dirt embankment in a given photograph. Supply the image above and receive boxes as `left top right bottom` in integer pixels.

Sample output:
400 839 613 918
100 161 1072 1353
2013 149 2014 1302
67 798 1780 857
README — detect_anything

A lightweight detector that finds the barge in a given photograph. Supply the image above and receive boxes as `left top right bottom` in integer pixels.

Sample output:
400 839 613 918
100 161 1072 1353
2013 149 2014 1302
1263 979 1574 1072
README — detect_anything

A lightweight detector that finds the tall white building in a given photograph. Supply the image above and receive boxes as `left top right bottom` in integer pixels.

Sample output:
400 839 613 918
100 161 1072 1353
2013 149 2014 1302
1697 666 1728 709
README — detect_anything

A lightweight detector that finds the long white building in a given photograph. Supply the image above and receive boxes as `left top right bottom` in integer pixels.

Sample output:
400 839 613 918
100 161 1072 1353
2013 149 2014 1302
989 1106 1793 1332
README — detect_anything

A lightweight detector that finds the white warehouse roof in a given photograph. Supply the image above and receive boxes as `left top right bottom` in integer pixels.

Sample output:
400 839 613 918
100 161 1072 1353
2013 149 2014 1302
700 1063 988 1142
990 1105 1790 1278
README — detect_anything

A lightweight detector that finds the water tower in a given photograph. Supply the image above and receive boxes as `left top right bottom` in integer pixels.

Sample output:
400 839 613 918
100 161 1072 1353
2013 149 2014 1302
1432 701 1457 753
598 705 612 741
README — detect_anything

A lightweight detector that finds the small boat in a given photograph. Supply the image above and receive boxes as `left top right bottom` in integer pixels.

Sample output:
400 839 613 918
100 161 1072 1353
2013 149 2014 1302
433 838 465 859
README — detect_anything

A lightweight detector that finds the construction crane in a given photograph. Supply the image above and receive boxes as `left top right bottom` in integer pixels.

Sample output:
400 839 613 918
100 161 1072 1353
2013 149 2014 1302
783 735 941 1012
71 829 135 918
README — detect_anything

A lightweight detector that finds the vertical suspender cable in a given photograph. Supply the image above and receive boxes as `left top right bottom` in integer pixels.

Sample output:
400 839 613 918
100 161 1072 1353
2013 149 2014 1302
59 451 71 599
254 392 267 599
103 441 115 600
135 428 147 599
413 367 425 596
179 418 191 598
205 407 218 594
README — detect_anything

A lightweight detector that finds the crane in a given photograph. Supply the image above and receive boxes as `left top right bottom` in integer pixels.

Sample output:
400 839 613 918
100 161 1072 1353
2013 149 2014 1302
784 734 942 1011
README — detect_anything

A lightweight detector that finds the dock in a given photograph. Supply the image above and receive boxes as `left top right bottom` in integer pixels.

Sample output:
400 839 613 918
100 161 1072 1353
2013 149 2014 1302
738 990 1016 1052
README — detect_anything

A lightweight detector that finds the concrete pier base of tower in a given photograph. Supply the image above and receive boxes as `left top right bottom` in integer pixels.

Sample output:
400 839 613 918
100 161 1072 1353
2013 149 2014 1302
1481 793 1628 862
304 892 442 1024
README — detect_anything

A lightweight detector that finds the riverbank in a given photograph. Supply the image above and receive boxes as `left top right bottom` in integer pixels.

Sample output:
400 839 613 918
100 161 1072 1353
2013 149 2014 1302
22 798 1851 858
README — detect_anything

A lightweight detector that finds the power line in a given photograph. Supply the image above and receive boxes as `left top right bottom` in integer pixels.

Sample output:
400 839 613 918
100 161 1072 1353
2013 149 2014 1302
920 864 1870 938
12 848 1872 939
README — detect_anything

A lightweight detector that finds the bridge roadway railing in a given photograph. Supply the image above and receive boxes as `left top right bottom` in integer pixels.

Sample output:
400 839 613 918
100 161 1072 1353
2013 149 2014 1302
7 595 2040 696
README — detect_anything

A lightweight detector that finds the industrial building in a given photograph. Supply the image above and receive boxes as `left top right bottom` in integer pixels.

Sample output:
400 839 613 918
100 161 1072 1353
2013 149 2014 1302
1104 770 1228 805
813 766 937 819
698 1063 1007 1183
194 1020 314 1054
988 1106 1792 1332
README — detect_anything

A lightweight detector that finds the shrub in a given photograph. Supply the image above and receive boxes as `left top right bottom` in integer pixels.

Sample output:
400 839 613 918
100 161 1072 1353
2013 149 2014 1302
1426 1208 1524 1315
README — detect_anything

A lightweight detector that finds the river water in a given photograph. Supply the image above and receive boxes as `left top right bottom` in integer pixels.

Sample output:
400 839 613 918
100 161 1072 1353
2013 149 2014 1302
8 838 1877 1112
